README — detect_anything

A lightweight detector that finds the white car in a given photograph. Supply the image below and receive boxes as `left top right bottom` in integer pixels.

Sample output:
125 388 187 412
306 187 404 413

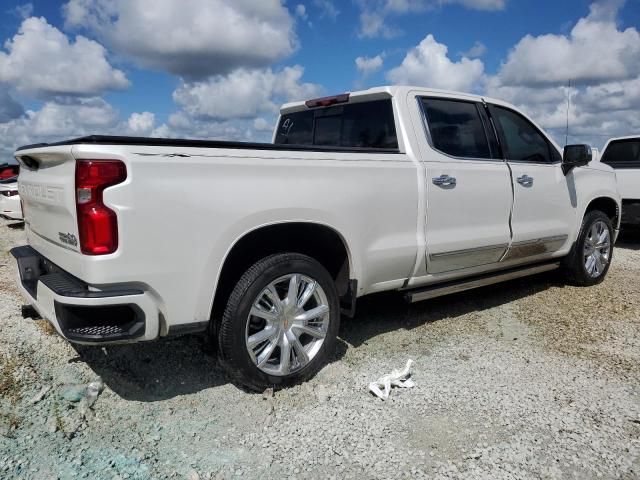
600 136 640 226
0 176 22 220
11 86 621 390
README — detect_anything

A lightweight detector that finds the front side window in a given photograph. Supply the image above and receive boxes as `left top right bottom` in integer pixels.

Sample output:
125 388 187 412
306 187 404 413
489 106 555 163
601 139 640 167
275 99 398 149
421 98 492 159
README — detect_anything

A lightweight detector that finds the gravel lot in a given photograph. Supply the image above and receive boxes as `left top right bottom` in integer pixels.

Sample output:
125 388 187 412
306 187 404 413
0 218 638 479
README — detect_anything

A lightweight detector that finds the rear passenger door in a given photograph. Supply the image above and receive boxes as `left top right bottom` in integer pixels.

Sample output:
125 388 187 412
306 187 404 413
487 104 574 260
418 97 513 274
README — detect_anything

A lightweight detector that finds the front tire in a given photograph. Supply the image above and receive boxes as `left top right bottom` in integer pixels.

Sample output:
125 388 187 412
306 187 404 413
217 253 340 391
563 210 614 286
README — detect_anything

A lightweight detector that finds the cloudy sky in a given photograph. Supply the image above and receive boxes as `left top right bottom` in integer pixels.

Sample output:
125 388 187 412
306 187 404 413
0 0 639 160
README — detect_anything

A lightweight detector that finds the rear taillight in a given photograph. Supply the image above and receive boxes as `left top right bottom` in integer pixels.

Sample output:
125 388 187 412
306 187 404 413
75 160 127 255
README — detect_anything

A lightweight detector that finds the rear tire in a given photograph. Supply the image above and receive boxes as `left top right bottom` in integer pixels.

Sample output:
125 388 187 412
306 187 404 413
217 253 340 391
562 210 614 286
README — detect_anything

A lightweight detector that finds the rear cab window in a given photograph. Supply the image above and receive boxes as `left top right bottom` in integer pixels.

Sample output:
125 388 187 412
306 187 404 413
601 139 640 168
275 99 398 149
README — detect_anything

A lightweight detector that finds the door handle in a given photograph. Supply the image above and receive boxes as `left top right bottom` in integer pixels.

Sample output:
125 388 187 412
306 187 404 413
517 175 534 187
432 174 457 188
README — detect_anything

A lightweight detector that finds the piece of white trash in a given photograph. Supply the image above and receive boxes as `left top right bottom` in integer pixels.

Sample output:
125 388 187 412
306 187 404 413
85 378 104 407
368 359 415 400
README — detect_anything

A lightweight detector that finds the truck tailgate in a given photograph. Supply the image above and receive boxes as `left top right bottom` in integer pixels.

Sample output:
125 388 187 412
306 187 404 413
15 145 80 254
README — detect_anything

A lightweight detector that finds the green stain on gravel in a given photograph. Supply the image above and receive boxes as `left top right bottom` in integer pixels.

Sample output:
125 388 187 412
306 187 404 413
59 385 86 403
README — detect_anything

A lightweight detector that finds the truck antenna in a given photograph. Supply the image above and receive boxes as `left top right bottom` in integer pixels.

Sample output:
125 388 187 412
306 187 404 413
565 78 571 146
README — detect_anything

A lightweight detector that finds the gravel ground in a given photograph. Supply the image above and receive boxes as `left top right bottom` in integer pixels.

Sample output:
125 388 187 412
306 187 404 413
0 217 639 479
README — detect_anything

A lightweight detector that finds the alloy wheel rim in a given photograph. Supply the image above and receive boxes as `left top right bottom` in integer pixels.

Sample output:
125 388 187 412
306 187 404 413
245 273 330 376
583 220 611 278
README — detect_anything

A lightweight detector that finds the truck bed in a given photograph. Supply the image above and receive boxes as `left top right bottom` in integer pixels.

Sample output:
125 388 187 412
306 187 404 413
16 135 400 154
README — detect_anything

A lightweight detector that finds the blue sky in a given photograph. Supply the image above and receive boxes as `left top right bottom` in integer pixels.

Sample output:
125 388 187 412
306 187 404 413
0 0 639 159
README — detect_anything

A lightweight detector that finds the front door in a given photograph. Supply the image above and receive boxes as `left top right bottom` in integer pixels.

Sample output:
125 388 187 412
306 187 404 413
418 96 513 274
488 104 575 261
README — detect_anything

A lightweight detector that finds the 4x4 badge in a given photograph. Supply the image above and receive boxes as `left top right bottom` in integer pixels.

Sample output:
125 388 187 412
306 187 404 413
59 232 78 247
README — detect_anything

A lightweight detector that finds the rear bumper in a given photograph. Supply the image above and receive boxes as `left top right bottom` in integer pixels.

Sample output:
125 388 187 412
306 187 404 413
11 245 160 344
621 200 640 226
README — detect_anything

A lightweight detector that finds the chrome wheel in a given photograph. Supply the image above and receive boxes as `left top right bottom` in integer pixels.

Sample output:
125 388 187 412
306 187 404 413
583 220 611 278
245 274 330 376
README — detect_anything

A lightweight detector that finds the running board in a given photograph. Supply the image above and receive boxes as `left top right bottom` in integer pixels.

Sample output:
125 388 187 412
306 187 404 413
404 261 561 303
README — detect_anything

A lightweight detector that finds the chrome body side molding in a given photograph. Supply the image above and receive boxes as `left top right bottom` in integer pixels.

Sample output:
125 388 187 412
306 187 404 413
501 235 568 262
428 244 509 274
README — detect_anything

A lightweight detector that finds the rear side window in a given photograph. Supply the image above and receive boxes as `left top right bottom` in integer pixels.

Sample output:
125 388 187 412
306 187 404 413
421 98 492 159
275 99 398 149
489 105 555 163
601 139 640 168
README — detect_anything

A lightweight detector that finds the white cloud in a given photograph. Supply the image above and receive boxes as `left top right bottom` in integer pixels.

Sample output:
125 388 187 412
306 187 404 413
127 111 155 134
587 0 624 22
0 89 24 123
376 2 637 147
0 97 122 156
173 65 322 120
486 77 640 148
461 41 487 58
0 17 129 98
62 0 297 78
295 4 308 20
355 55 384 76
31 98 119 136
581 77 640 113
159 65 322 144
367 0 505 14
358 11 399 39
387 34 485 92
453 0 505 9
0 93 292 158
486 0 640 148
253 117 273 131
0 98 187 157
314 0 340 20
154 112 262 143
498 1 640 86
356 0 506 38
10 3 34 19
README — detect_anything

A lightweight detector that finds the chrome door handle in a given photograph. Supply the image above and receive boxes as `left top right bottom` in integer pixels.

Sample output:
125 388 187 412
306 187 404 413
517 175 534 187
432 174 457 188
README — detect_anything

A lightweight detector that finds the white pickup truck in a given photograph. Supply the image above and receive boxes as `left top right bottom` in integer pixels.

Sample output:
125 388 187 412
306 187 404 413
11 86 621 390
599 136 640 227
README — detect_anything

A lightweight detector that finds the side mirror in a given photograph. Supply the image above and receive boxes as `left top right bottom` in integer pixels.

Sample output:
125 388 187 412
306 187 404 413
562 144 592 174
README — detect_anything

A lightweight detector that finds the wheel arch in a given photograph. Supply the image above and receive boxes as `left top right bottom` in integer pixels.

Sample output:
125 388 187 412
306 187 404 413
208 221 356 328
583 196 620 229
